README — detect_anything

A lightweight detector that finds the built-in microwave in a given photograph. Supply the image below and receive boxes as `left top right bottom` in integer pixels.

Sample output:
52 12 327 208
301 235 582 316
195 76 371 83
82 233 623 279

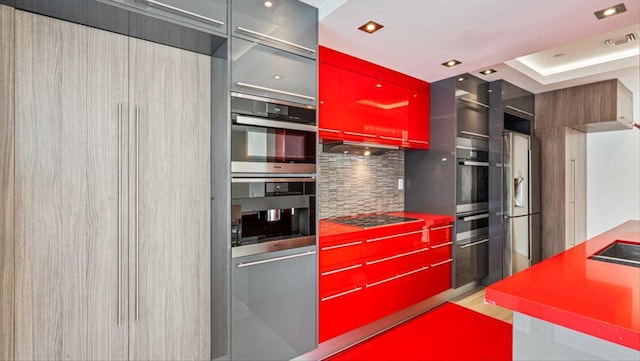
231 94 317 175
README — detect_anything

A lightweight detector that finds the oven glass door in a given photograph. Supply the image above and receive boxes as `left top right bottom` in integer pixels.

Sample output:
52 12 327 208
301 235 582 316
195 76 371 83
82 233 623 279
456 160 489 213
232 123 316 164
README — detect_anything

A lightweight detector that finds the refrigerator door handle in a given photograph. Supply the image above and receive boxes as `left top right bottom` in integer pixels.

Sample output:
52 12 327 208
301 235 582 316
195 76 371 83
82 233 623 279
514 177 525 207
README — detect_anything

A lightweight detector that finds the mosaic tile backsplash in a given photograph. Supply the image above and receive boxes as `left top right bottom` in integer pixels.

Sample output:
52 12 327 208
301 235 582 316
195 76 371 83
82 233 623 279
318 149 405 219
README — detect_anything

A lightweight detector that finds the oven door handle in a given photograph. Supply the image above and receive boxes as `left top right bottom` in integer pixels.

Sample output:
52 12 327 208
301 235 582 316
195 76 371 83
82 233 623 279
458 238 490 249
235 115 317 133
459 160 489 166
461 213 489 221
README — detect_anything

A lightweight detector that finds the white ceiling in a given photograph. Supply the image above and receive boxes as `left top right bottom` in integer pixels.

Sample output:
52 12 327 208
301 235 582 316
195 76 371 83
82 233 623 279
301 0 640 94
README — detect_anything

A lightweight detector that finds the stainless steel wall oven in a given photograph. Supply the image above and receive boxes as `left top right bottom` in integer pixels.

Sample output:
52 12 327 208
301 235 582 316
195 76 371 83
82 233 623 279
231 94 317 175
456 138 489 214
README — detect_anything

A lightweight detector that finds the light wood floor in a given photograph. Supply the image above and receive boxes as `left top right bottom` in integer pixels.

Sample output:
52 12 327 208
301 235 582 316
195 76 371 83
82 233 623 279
452 288 513 324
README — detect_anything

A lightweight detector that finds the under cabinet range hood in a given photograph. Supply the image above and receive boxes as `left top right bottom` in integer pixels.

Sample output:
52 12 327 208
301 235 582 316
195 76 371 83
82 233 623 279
322 140 399 155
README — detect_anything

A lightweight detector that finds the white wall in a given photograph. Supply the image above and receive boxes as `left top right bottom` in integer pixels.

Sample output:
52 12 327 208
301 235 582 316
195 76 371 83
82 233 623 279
586 93 640 238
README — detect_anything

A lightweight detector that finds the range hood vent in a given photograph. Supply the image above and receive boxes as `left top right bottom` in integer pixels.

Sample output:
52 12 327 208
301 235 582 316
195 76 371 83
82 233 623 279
322 141 399 156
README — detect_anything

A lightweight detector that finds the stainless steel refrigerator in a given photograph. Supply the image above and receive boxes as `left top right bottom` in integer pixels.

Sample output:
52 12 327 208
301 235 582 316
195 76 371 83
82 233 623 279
503 131 541 277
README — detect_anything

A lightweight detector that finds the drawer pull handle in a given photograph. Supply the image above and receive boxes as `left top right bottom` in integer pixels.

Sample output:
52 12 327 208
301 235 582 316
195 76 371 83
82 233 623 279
236 82 316 101
321 241 362 251
366 247 429 265
146 0 224 26
458 97 489 108
458 238 490 249
462 213 489 221
429 224 453 231
237 250 316 268
321 263 362 276
343 131 377 138
505 105 534 117
379 136 403 141
366 266 430 288
319 128 340 133
366 229 427 243
459 130 490 139
321 287 362 301
431 241 453 249
236 26 316 54
431 259 453 268
409 140 429 144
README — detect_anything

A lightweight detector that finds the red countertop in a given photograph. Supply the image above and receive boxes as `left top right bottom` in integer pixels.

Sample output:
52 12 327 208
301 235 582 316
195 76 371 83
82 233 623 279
486 220 640 350
319 211 455 238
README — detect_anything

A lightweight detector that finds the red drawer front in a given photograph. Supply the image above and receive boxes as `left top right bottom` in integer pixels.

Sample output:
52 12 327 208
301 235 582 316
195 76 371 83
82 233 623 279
365 246 430 281
319 286 367 342
425 259 452 298
364 229 428 258
364 265 430 323
319 240 363 269
429 223 453 246
429 242 452 263
320 263 365 294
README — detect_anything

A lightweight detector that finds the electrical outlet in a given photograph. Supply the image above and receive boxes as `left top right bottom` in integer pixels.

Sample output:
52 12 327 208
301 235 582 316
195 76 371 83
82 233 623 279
398 179 404 190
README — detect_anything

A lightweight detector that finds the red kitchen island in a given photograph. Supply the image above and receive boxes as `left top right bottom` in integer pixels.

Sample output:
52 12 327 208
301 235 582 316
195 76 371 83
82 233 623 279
486 220 640 360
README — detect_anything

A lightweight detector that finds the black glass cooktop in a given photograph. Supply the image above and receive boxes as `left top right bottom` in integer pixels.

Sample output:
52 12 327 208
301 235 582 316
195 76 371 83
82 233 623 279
331 214 419 228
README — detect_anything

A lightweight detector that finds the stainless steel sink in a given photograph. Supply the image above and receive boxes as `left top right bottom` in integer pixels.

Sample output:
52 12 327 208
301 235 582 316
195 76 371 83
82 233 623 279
590 241 640 268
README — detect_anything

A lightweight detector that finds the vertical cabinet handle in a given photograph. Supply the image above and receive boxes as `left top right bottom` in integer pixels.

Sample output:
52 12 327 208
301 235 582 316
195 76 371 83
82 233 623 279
571 158 576 246
135 106 140 322
117 103 123 326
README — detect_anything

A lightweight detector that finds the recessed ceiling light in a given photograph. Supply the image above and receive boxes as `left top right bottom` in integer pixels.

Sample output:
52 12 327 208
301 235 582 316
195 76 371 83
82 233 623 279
594 3 626 19
273 75 282 80
264 1 273 8
358 20 384 34
363 151 371 156
442 59 461 67
457 76 467 82
479 68 497 75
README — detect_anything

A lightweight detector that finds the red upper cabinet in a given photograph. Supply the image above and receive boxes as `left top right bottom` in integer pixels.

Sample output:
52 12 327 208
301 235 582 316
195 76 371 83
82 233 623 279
406 86 430 149
318 63 343 140
318 46 430 149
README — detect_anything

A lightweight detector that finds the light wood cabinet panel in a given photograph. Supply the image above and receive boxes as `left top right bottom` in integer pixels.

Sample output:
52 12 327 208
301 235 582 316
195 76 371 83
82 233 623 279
0 5 15 361
564 128 586 250
14 11 128 360
536 127 565 259
128 38 211 361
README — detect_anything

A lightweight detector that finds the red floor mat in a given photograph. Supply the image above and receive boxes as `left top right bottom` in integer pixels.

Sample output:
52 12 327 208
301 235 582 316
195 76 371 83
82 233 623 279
326 302 512 361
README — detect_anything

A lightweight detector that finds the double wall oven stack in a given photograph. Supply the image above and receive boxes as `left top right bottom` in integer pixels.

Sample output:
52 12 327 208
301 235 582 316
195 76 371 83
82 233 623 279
454 137 490 288
230 94 318 257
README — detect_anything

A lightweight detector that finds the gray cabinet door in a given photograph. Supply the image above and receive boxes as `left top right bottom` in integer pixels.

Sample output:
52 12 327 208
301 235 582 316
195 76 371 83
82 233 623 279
231 37 317 106
231 246 317 361
107 0 227 35
231 0 317 58
14 11 128 360
128 37 211 361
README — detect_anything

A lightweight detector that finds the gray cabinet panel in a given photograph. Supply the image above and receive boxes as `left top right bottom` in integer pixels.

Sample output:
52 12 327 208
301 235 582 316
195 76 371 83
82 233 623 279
231 37 316 106
231 0 317 58
231 246 317 361
106 0 227 36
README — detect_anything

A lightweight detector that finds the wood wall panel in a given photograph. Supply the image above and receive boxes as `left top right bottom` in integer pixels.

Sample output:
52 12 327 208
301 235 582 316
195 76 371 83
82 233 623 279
0 5 15 361
14 11 128 360
128 38 211 361
536 127 566 259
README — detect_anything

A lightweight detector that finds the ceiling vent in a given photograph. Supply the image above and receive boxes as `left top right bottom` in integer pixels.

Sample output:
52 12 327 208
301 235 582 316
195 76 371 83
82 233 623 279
604 33 637 46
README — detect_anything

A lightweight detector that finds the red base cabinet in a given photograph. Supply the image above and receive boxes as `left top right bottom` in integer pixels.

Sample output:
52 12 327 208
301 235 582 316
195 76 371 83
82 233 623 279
318 46 430 149
319 220 453 342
